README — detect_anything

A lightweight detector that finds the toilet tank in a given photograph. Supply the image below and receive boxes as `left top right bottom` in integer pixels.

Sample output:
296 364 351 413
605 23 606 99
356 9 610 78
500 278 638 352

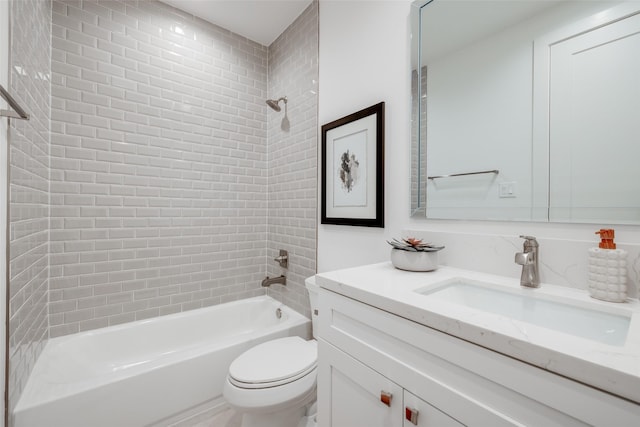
305 276 320 339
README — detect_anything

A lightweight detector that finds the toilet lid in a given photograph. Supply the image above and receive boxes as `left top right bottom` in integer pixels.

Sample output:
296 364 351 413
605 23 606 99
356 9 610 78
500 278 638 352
229 337 317 386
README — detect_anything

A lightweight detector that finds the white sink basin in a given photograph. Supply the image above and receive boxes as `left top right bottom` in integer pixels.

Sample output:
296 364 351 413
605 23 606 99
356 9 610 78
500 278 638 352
416 279 631 346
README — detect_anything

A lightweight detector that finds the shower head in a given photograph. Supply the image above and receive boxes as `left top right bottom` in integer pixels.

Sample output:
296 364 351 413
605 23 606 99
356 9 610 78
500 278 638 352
266 96 287 112
266 99 281 111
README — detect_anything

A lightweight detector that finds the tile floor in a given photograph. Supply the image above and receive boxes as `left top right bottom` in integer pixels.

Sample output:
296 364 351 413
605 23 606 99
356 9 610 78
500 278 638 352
192 407 241 427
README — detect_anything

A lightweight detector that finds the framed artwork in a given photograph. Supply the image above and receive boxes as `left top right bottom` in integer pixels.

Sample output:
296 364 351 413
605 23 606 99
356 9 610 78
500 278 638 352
321 102 385 227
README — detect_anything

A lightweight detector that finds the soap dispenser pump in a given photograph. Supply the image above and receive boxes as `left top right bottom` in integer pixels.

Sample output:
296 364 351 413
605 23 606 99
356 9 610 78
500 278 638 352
587 229 628 302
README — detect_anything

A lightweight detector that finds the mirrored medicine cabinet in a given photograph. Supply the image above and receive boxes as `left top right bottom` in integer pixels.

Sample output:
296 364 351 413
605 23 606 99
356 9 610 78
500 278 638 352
411 0 640 224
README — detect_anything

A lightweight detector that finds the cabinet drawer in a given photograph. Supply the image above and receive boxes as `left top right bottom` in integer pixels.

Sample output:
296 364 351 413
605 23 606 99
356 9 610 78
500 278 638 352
319 289 638 426
404 389 464 427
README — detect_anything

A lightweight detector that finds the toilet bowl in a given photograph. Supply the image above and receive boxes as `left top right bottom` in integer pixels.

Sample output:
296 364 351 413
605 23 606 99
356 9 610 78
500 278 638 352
222 277 320 427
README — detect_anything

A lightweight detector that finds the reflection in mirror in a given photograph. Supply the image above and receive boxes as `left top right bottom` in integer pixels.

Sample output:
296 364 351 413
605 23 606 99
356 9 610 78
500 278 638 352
411 0 640 224
542 3 640 224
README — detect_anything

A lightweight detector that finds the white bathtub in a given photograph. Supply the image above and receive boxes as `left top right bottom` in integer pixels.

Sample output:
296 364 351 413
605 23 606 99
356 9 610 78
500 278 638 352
14 296 310 427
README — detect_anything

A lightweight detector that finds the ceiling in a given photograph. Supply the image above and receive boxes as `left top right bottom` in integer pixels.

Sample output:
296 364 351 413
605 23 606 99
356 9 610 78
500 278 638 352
160 0 313 46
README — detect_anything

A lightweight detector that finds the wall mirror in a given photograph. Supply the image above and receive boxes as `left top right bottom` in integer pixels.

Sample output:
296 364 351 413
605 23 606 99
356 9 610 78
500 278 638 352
411 0 640 224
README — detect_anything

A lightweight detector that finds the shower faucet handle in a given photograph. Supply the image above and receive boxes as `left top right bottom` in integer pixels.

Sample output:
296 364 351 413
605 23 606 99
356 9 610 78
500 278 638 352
274 249 288 268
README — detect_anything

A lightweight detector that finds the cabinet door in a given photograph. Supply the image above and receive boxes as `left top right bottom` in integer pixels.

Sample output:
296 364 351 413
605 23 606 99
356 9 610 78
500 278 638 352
318 339 403 427
404 390 463 427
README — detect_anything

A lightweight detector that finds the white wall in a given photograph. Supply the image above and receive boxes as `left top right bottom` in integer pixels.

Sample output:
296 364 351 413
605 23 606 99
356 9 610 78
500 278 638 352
318 0 412 272
317 0 640 283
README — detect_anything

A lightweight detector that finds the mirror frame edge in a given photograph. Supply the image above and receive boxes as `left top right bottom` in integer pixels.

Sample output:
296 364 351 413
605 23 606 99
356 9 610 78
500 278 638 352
410 0 432 218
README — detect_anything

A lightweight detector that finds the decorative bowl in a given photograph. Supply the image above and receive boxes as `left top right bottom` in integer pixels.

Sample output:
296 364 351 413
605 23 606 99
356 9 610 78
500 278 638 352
390 248 439 272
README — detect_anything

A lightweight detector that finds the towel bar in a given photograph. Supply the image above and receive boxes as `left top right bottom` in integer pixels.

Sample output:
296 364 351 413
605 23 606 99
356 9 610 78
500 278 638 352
0 83 30 120
428 169 499 180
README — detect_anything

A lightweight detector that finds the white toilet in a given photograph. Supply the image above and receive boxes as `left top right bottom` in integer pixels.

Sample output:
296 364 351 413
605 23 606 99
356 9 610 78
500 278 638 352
223 277 320 427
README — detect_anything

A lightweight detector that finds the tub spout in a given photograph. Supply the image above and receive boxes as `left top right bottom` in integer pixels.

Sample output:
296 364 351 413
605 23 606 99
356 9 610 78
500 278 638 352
261 275 286 287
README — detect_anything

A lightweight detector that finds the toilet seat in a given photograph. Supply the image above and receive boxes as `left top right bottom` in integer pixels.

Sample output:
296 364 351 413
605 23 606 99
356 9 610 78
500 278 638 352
224 366 317 415
228 337 317 389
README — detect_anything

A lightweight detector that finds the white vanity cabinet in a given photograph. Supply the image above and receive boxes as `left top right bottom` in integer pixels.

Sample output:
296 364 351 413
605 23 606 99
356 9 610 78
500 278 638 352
320 339 463 426
316 288 640 427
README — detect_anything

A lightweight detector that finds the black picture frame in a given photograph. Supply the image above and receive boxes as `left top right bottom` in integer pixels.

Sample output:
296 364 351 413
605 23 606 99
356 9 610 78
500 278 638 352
321 102 385 227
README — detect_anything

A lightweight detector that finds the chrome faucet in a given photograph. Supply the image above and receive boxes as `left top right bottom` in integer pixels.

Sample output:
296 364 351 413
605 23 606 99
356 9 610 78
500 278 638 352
514 235 540 288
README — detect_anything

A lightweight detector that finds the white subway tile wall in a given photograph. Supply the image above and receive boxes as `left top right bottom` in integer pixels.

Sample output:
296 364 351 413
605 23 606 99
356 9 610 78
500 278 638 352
8 0 51 415
50 0 272 337
266 2 318 317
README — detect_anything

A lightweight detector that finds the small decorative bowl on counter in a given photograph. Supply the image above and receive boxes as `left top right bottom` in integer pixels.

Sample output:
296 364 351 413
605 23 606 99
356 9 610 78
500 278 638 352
387 238 445 272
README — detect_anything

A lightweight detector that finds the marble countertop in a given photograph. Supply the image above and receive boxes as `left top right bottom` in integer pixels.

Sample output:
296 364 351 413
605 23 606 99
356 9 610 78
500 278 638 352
315 262 640 404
